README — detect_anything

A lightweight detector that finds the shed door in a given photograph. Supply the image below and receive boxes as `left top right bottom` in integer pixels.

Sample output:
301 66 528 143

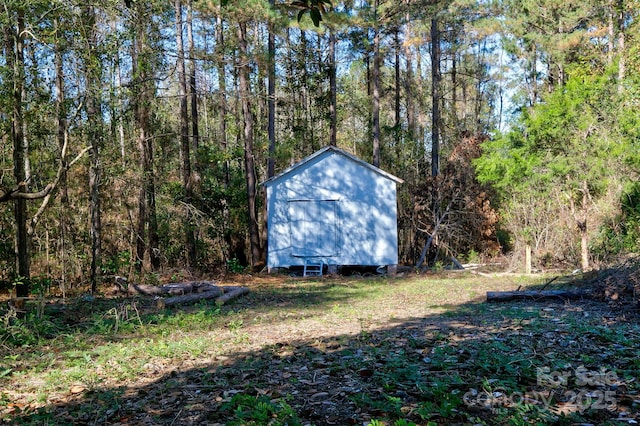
288 200 339 257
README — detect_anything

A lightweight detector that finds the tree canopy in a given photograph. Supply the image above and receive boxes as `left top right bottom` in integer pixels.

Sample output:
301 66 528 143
0 0 638 294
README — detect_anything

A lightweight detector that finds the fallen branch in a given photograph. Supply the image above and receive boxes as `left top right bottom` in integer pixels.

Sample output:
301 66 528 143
486 290 591 303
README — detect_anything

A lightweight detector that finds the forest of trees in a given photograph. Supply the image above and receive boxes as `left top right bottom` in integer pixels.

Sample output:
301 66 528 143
1 0 639 296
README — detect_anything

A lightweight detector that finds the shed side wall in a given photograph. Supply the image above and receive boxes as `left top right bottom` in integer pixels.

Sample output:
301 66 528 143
266 151 398 268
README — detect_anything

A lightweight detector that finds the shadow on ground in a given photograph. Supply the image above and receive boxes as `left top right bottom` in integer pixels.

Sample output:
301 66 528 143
8 278 640 425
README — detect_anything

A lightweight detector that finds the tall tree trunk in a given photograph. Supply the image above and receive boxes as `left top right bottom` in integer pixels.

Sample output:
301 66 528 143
54 17 68 293
55 19 68 206
474 38 486 134
579 180 590 271
616 0 625 86
187 0 200 263
135 114 147 271
404 18 415 141
284 28 296 159
187 0 199 156
451 31 459 134
372 0 381 167
175 0 196 267
394 27 401 130
529 43 538 106
216 11 229 189
607 0 615 66
112 20 127 167
264 1 277 265
147 138 160 270
430 17 441 178
329 30 337 147
216 10 236 264
133 3 159 272
237 21 262 268
267 0 276 177
84 4 103 293
429 16 442 262
568 180 591 271
6 14 30 297
300 31 314 154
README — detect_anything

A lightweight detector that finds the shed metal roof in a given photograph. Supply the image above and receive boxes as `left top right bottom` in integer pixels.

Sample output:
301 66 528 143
262 146 404 187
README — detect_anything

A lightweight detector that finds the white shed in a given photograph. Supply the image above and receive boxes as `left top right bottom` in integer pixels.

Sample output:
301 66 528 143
264 146 403 272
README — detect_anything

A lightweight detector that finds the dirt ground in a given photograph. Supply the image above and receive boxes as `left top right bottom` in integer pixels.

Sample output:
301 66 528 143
2 265 640 425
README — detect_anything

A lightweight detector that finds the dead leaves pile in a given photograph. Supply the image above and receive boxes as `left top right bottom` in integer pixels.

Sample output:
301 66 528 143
592 258 640 308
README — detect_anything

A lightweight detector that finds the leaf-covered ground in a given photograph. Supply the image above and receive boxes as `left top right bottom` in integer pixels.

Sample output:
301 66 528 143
1 270 639 425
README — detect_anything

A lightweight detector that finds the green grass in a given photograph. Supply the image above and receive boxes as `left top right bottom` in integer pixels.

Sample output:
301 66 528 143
1 272 638 424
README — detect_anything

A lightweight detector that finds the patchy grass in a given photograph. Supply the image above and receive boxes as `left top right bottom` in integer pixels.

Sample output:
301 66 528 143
1 271 639 425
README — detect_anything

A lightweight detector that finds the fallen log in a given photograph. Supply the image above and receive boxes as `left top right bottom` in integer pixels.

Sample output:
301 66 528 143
215 286 250 306
111 276 248 308
157 286 249 308
486 290 591 302
157 287 224 309
112 276 218 296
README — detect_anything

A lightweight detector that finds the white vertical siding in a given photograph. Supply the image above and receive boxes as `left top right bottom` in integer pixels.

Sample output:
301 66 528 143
266 149 399 269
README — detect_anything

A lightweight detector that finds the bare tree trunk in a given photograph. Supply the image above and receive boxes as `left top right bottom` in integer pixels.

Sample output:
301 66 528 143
135 128 147 273
404 18 415 141
237 21 262 269
187 0 199 156
608 0 615 65
579 180 590 271
451 28 459 135
264 2 277 264
55 19 68 207
428 17 442 266
147 136 160 271
133 25 146 272
267 0 276 177
215 10 236 264
54 17 68 294
607 0 617 65
372 0 381 167
175 0 196 267
394 28 400 130
329 30 337 147
616 0 625 86
475 38 486 134
83 4 103 293
618 28 625 85
300 32 315 154
431 17 441 178
6 14 30 297
216 11 229 190
568 180 590 271
133 3 159 272
112 21 127 166
529 43 538 106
